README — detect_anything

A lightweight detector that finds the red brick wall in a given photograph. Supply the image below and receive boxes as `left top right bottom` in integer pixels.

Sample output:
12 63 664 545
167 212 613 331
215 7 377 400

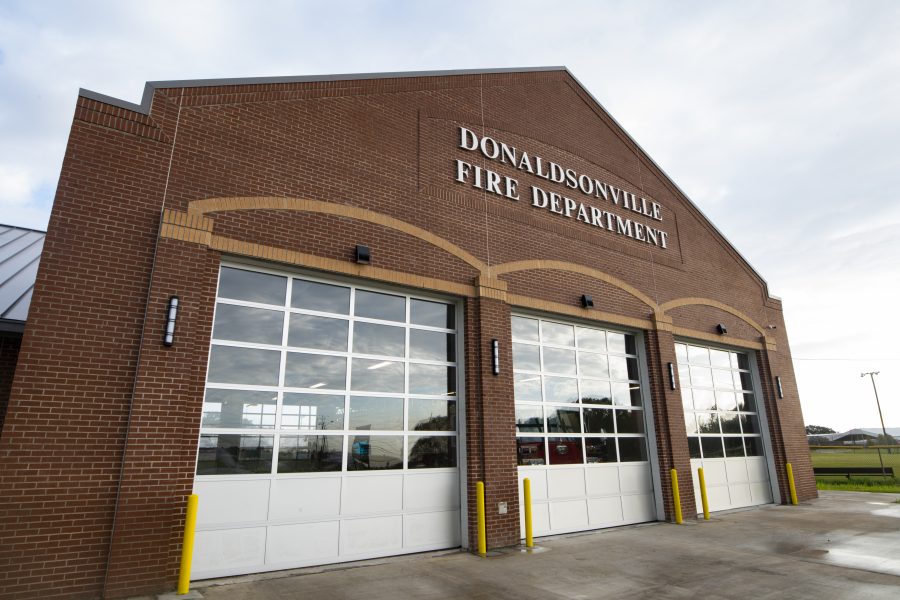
0 70 814 598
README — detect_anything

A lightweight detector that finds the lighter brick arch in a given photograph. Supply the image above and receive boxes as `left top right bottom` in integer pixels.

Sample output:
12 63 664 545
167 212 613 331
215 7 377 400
659 297 768 338
488 259 662 318
186 196 488 273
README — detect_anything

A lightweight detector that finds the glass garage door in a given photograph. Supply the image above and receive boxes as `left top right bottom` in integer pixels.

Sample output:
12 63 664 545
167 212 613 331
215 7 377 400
191 265 461 579
512 316 657 537
676 342 774 513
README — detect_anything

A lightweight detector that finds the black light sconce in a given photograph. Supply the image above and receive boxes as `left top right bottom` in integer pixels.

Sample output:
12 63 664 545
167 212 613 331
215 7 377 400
164 296 179 347
716 323 728 335
491 339 500 376
581 294 594 309
355 244 371 264
775 376 784 399
667 362 677 390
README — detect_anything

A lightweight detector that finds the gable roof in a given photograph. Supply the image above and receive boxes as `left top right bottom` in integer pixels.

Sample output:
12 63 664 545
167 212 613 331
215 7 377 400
0 224 45 332
78 66 774 299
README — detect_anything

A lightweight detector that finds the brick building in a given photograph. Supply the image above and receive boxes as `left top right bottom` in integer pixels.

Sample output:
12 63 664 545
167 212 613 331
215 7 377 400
0 67 815 599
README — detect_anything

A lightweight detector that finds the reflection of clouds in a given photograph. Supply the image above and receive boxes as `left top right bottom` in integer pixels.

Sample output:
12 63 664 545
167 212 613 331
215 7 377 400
289 314 348 351
214 304 284 344
409 330 454 361
355 290 406 322
353 322 405 356
291 280 350 314
285 353 347 389
219 268 287 305
349 396 403 430
542 322 574 346
351 359 403 392
544 348 576 374
578 352 609 378
208 346 280 385
576 327 606 352
410 299 454 329
409 364 455 395
544 377 578 403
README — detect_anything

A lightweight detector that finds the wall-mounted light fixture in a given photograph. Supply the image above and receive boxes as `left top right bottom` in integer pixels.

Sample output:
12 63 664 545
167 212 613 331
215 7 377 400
164 296 179 347
667 362 676 390
355 244 371 264
775 376 784 399
716 323 728 335
491 339 500 376
580 294 594 309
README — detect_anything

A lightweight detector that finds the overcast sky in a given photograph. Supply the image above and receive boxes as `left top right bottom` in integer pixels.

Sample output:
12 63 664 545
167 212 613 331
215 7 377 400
1 0 897 432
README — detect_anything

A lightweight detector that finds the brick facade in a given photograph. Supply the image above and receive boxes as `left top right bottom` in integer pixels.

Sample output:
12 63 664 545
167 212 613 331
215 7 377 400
0 68 815 599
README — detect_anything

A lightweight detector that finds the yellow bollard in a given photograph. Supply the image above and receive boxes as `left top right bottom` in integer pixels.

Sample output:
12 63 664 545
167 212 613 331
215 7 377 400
523 478 533 548
670 468 683 524
786 462 798 505
698 467 710 521
177 494 199 595
476 481 487 555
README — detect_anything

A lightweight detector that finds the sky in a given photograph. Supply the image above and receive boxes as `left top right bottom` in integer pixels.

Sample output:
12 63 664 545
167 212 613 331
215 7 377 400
0 0 897 432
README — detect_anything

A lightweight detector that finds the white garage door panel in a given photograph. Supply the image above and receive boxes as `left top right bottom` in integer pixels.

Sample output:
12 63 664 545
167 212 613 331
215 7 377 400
266 521 340 563
547 468 586 500
340 515 403 556
549 499 589 531
404 471 459 511
750 481 774 504
403 510 460 548
725 460 749 484
588 496 623 525
730 483 752 506
193 527 267 575
747 458 769 482
622 493 655 522
269 477 341 521
620 465 653 494
585 465 620 496
195 479 271 526
342 475 403 516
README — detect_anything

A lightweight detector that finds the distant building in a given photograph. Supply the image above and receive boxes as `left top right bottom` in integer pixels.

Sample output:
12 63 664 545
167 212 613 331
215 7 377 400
809 427 900 445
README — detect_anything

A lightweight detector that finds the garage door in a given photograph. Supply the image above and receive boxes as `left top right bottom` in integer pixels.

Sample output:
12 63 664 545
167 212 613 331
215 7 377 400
675 342 775 513
512 316 657 537
191 265 462 579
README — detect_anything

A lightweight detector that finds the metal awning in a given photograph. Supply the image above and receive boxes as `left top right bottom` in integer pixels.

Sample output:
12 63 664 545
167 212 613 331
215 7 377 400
0 224 45 332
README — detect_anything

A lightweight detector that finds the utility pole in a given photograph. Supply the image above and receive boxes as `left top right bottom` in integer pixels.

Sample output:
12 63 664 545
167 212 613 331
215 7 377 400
861 371 890 470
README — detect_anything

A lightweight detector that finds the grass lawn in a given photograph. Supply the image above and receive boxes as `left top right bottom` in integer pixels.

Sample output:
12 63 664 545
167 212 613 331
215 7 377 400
810 447 900 493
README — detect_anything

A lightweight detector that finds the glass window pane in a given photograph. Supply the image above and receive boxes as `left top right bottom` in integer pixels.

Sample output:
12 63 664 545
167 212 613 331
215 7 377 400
548 437 583 465
716 391 737 411
347 435 403 470
355 290 405 322
681 388 694 411
616 409 645 434
688 436 702 459
410 299 454 329
690 366 713 388
281 393 345 430
202 389 277 429
724 436 745 457
543 347 576 375
710 349 731 368
576 327 606 351
515 405 544 433
692 389 716 410
624 335 637 355
609 356 628 381
611 382 632 406
410 330 455 361
348 396 403 430
291 279 350 314
207 346 281 386
744 437 763 456
219 267 286 305
514 373 542 402
626 357 640 380
285 353 347 390
517 437 546 465
701 437 724 458
288 314 349 351
409 398 457 431
677 364 690 387
350 358 404 393
511 316 539 341
547 407 581 433
675 343 688 363
720 412 741 434
737 353 751 370
512 343 541 371
684 412 698 435
353 322 405 357
542 322 574 346
197 434 273 475
697 412 720 434
409 364 456 396
740 414 760 434
607 332 627 354
713 368 734 389
583 407 614 434
629 386 643 407
408 436 457 469
278 435 343 472
738 372 753 391
578 352 609 378
580 379 612 405
544 377 578 403
688 345 710 366
738 393 756 412
618 438 647 462
586 437 617 463
213 304 283 345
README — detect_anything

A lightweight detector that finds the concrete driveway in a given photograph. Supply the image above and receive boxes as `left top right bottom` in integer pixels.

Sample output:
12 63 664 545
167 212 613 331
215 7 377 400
172 491 900 600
